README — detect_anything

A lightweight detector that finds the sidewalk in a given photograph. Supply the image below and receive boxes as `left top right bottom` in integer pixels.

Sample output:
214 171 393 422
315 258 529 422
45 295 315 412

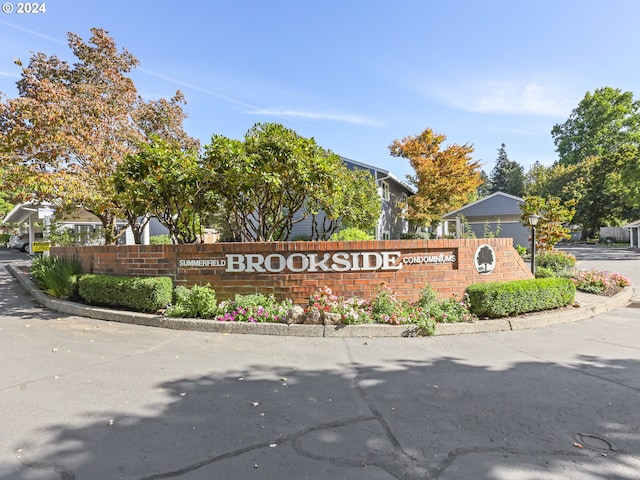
6 262 634 338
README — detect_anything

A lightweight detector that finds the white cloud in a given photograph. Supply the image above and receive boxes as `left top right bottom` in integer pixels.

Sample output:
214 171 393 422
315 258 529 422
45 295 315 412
138 67 259 110
140 69 382 127
245 108 383 127
0 19 66 45
428 76 577 117
0 72 20 79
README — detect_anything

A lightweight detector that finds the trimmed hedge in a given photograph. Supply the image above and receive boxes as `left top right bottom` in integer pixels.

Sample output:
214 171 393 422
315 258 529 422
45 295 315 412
78 274 173 313
466 278 576 318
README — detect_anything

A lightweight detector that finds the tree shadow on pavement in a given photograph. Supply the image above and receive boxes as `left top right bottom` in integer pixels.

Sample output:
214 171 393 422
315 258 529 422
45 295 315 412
0 265 59 321
2 353 639 480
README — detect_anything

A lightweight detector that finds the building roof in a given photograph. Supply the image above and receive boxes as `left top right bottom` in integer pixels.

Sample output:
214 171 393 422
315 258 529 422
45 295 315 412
3 202 124 226
2 202 54 224
340 156 416 194
622 219 640 228
442 192 525 220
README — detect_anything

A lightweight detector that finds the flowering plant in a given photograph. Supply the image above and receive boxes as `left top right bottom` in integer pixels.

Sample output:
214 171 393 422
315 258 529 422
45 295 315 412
571 269 631 295
307 286 340 313
216 293 292 323
306 286 374 324
336 296 373 324
305 283 477 331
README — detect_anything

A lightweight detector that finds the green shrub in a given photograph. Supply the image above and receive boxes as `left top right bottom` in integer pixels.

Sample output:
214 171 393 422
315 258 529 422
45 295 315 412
45 222 80 247
150 234 172 245
0 233 10 246
78 274 173 313
369 285 398 321
31 255 82 299
329 228 374 241
536 250 576 275
515 244 527 257
290 235 311 242
427 298 475 323
535 266 555 278
466 278 576 318
400 232 431 240
166 284 217 318
415 284 438 307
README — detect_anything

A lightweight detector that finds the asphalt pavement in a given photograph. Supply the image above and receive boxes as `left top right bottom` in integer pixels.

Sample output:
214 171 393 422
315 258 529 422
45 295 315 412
1 244 639 480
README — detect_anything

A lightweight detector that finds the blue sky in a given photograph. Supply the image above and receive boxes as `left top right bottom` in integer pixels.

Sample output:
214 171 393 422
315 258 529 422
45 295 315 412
2 0 640 180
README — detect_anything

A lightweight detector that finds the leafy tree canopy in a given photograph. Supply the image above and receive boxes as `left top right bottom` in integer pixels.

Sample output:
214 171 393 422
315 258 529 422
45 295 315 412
552 87 640 166
307 165 381 240
0 28 194 243
0 173 14 223
202 122 380 242
529 87 640 238
114 137 209 244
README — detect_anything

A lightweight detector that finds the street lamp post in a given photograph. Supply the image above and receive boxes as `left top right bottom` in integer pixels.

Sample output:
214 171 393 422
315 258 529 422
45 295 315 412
528 214 540 276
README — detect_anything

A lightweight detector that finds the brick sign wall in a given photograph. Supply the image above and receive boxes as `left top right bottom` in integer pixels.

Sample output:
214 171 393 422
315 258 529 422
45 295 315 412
52 238 532 304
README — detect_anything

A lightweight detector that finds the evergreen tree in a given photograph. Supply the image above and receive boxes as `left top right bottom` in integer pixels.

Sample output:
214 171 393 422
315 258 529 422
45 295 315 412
477 170 493 197
489 144 525 197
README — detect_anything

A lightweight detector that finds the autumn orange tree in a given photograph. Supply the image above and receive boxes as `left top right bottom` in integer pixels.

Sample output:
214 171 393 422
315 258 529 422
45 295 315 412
0 28 194 244
389 128 482 229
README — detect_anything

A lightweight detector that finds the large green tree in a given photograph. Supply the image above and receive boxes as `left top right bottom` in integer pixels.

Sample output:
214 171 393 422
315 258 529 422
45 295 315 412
526 150 639 238
307 166 381 240
389 128 482 228
489 143 525 197
115 93 199 243
551 87 640 166
202 123 379 242
0 170 14 223
541 87 640 237
523 161 549 196
114 138 210 244
0 28 193 243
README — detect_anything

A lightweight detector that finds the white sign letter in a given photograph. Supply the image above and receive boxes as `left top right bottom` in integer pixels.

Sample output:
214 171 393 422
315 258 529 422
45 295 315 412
264 254 287 273
381 251 403 270
308 253 331 272
226 254 246 273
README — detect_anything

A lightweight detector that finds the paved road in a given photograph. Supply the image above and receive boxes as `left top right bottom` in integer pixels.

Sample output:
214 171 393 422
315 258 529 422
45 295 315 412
1 245 639 480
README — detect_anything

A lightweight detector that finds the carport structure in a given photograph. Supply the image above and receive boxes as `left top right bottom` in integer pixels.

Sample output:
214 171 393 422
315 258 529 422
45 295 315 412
2 202 54 250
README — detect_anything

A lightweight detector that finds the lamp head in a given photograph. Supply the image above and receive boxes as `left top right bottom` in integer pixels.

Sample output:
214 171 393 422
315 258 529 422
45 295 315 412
528 214 540 226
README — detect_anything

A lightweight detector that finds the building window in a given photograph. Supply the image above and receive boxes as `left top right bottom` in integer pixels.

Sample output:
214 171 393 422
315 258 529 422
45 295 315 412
382 231 391 240
399 193 408 211
381 181 390 201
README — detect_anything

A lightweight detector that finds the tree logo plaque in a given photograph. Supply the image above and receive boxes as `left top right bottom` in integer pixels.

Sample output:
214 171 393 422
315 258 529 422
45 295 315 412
474 244 496 275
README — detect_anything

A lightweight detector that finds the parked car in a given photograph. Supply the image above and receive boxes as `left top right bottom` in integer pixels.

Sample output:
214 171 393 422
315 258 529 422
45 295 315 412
7 232 44 253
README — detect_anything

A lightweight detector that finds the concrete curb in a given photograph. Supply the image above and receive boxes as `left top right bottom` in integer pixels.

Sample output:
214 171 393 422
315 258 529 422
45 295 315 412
6 263 633 337
433 286 634 335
